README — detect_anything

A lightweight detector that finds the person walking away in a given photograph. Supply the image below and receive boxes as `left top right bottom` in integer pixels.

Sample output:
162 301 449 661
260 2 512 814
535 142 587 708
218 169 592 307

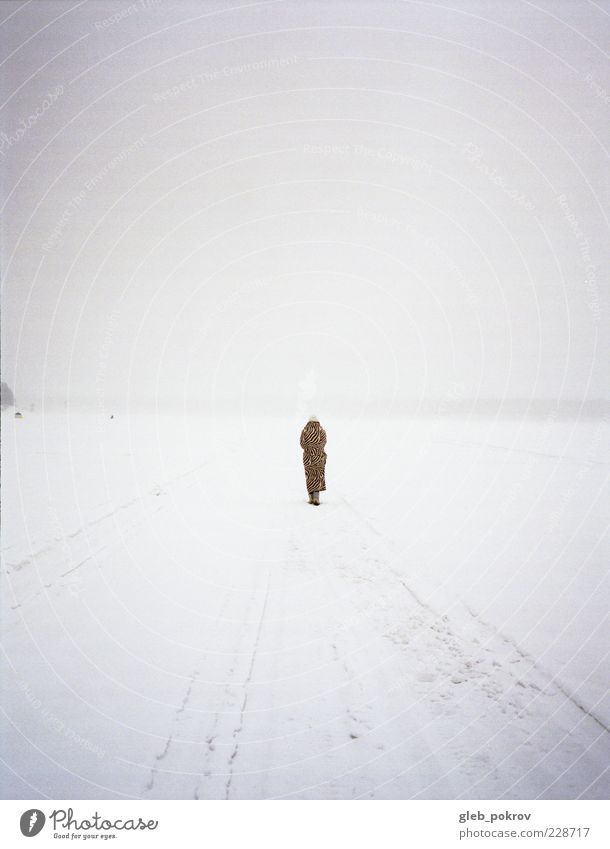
300 416 327 505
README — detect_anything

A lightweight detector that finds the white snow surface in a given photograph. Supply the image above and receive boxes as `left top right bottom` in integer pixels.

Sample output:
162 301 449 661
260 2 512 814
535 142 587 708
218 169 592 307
1 409 608 799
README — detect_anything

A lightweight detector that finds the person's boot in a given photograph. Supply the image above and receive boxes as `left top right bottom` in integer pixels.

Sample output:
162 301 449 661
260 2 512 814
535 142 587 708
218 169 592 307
308 493 314 504
313 492 320 506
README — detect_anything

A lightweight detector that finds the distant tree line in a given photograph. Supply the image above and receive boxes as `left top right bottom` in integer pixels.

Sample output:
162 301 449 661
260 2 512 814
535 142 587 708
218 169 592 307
1 382 15 409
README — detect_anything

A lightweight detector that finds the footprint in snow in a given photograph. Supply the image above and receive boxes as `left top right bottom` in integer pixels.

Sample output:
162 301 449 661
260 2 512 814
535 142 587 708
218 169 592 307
417 671 436 683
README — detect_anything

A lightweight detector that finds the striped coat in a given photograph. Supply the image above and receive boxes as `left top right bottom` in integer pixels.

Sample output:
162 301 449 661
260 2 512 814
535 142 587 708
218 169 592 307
300 421 327 493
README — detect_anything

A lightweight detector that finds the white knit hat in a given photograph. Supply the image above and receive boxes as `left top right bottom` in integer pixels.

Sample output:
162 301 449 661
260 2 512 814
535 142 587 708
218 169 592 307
308 415 319 422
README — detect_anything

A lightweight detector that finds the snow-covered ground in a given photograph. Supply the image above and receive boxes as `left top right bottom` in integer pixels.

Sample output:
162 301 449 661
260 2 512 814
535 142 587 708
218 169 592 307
1 409 608 799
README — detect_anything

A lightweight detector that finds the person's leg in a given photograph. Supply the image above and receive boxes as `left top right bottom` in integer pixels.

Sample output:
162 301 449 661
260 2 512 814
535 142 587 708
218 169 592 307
313 490 320 505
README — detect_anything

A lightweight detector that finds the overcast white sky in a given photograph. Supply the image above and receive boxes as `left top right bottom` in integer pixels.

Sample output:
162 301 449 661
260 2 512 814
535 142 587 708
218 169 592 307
2 0 609 413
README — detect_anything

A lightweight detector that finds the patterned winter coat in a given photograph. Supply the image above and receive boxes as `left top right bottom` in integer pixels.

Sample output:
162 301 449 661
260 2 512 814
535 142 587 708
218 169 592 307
300 421 327 493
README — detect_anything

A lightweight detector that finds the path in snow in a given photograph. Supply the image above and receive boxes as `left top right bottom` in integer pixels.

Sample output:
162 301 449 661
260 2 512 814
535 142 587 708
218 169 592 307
134 491 607 800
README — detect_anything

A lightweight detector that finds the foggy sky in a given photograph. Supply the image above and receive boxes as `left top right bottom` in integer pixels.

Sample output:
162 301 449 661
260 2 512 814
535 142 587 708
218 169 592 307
2 0 609 414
